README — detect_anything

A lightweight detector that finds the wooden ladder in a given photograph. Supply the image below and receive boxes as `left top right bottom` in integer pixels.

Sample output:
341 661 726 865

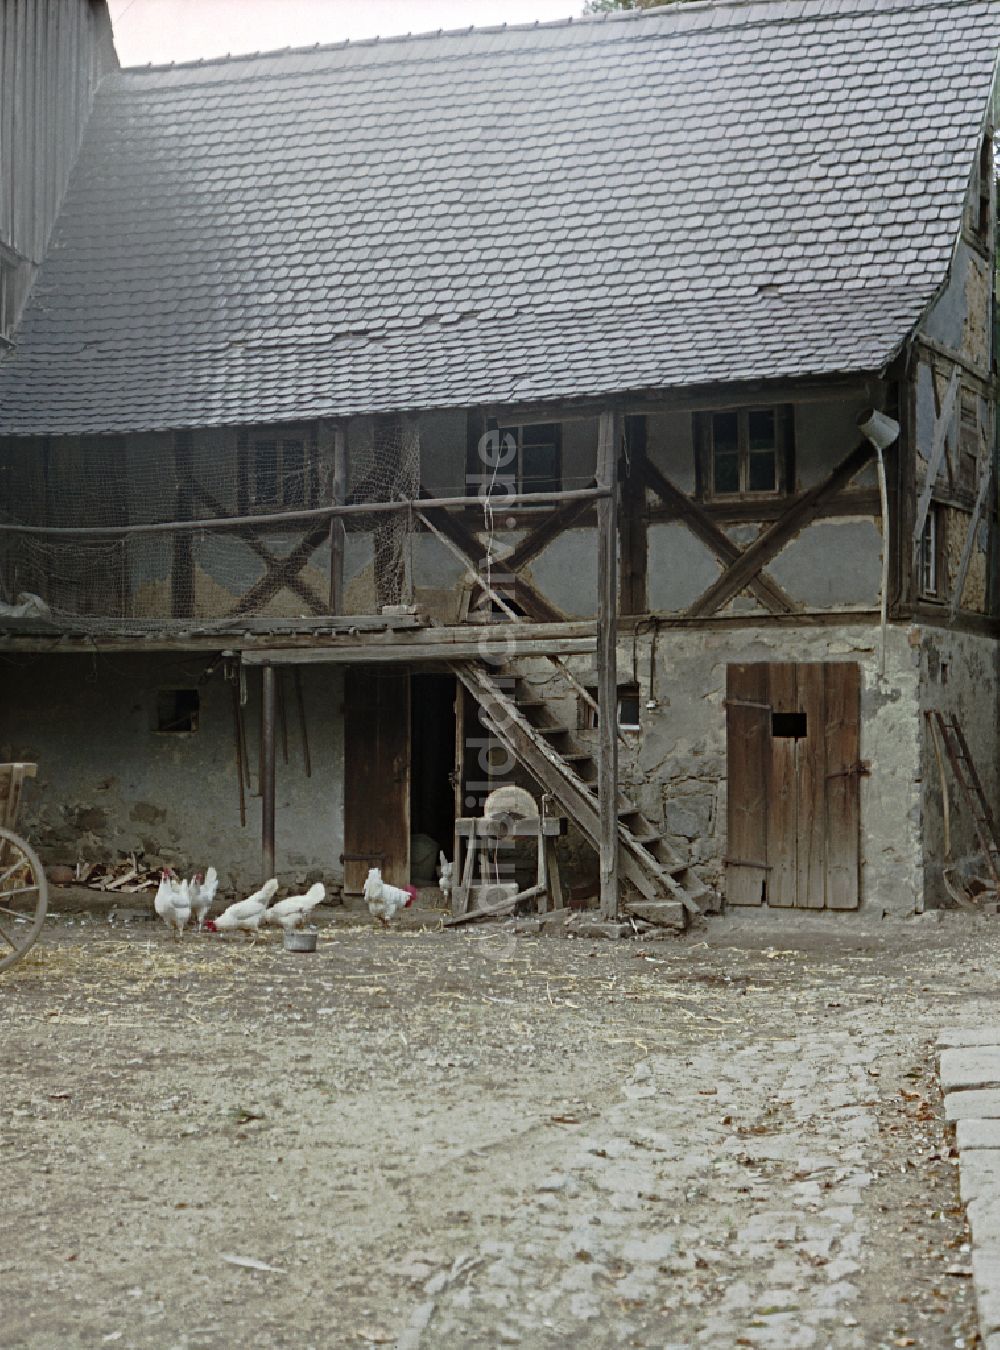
926 711 1000 885
453 660 714 921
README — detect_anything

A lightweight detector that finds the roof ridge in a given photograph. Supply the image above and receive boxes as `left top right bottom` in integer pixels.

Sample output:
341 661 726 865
116 0 983 77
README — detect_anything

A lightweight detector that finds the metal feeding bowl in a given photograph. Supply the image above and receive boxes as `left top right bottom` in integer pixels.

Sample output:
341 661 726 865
283 929 317 953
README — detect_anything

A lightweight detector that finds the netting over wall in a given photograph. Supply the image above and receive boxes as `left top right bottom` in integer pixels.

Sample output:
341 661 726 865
0 414 422 627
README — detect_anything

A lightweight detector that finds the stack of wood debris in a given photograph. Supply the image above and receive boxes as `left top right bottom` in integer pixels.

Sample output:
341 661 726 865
46 856 159 893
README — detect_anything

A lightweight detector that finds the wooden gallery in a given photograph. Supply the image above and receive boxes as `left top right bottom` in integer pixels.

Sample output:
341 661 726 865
0 0 998 924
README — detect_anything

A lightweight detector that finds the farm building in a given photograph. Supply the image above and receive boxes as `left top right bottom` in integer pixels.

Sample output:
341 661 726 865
0 0 998 921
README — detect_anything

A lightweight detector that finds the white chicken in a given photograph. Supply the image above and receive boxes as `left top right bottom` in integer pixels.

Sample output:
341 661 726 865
262 882 325 932
205 877 278 940
154 868 190 940
437 851 453 904
363 868 416 927
189 866 218 930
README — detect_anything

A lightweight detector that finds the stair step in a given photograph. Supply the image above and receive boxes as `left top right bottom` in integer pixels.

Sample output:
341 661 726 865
562 752 595 765
516 698 549 709
617 806 643 820
535 724 573 738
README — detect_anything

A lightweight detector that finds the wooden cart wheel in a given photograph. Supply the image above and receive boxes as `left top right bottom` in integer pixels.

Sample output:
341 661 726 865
0 825 48 973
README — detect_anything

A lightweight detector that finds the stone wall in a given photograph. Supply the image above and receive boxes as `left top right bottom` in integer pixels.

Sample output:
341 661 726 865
0 654 346 892
553 622 926 915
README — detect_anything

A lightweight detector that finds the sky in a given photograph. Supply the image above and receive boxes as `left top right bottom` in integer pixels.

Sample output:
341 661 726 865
110 0 581 66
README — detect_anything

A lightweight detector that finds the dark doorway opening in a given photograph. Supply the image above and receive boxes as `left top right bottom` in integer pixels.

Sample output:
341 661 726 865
772 711 807 740
410 673 456 876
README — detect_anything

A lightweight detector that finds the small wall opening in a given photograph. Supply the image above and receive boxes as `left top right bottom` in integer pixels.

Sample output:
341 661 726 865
156 688 200 733
771 711 807 740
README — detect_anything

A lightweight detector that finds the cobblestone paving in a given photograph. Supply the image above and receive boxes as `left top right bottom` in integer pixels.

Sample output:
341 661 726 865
0 904 995 1348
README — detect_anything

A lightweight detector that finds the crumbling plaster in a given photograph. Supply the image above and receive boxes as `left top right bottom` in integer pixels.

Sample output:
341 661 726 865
558 623 924 915
0 655 346 892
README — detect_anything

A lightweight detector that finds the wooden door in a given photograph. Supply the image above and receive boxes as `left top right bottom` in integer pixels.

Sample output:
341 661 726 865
343 668 410 893
726 662 861 910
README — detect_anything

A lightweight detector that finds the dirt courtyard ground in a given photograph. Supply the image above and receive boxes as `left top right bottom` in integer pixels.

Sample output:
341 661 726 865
2 898 998 1348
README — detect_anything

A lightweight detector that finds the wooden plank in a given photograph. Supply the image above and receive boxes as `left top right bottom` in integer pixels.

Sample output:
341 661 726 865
342 669 410 892
261 665 276 880
596 409 622 919
824 662 861 910
641 459 798 615
725 664 769 906
911 365 961 563
171 430 194 618
620 416 647 615
687 440 875 618
949 433 993 620
767 663 798 907
795 663 826 909
327 421 346 614
241 638 597 666
0 486 612 539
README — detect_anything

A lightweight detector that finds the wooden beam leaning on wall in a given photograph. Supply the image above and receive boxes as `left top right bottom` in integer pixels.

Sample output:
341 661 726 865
639 458 798 615
686 439 876 619
171 430 195 618
596 409 622 920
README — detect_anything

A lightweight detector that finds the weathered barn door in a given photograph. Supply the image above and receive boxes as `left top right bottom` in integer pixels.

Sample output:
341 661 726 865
343 668 410 893
726 662 860 909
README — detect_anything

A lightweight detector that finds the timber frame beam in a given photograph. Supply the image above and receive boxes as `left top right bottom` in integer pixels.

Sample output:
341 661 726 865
639 459 799 616
685 440 875 618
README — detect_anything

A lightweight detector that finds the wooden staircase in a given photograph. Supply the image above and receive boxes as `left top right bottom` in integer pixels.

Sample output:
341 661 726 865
453 661 715 924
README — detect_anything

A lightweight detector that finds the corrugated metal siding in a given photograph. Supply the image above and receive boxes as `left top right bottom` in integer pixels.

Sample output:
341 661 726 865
0 0 116 333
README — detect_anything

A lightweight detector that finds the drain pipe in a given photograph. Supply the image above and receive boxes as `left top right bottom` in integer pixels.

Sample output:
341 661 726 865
857 409 900 679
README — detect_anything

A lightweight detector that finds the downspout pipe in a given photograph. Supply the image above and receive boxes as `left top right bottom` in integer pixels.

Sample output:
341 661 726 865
857 409 901 679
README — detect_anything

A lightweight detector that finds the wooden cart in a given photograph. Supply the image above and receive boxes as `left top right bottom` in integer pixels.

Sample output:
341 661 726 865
0 764 48 972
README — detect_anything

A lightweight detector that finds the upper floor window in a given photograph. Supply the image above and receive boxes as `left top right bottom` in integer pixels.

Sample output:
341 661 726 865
239 428 313 511
919 506 943 600
698 405 793 498
482 421 562 497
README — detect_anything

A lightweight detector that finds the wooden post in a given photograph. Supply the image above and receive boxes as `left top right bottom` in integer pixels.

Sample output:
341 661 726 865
171 430 194 617
327 421 346 614
596 409 622 919
261 665 277 880
620 415 648 615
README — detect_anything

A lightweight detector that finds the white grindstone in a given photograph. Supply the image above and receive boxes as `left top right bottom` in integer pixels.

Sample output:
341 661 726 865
958 1119 1000 1150
938 1027 1000 1049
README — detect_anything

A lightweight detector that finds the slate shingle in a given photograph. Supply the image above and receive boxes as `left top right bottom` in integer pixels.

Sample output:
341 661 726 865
0 0 997 436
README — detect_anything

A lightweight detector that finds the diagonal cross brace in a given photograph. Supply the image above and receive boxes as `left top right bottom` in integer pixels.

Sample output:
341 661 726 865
194 482 328 616
639 460 799 615
686 440 875 618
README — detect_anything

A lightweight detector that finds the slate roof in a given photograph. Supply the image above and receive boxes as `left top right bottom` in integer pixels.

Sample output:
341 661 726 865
0 0 997 436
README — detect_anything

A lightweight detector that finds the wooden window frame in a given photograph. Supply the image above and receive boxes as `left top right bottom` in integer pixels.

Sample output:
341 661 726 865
580 682 642 733
959 386 980 493
482 420 563 500
239 426 316 513
919 505 945 601
696 405 794 501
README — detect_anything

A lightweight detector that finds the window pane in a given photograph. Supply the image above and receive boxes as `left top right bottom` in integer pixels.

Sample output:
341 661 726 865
712 411 738 453
282 438 306 507
748 409 776 451
713 450 739 495
520 440 559 492
748 450 776 492
254 440 278 505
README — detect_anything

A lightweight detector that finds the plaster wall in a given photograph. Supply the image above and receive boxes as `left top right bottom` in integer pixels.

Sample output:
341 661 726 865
0 654 346 892
558 622 924 915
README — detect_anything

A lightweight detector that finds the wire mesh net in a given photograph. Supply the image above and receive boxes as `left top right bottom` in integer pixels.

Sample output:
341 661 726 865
0 415 422 628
